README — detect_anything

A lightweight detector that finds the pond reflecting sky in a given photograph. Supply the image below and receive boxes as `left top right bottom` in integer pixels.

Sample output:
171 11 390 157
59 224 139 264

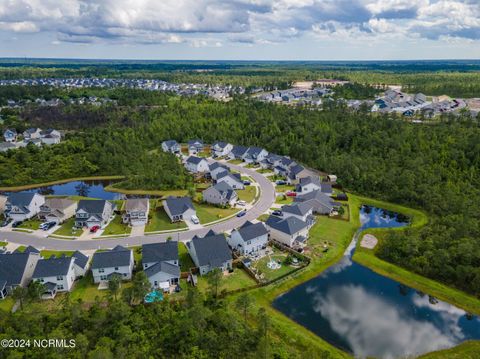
273 206 480 358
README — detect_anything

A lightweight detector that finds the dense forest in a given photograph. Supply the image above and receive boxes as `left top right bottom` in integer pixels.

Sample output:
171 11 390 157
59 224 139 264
2 88 479 298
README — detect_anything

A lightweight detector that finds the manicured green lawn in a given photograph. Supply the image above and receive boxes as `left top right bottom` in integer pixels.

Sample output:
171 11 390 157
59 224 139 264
18 219 43 230
275 194 293 205
418 341 480 359
196 268 256 293
69 274 105 303
228 159 243 164
102 215 131 236
267 174 285 182
257 168 273 174
0 241 7 247
245 163 258 169
237 186 256 203
0 297 15 312
253 250 298 282
179 242 194 271
145 206 188 232
257 214 269 222
53 217 81 237
194 203 239 224
40 250 75 258
275 184 295 192
197 151 210 158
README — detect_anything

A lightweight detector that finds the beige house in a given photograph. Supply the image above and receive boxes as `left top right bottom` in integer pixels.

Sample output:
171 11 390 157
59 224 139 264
38 198 77 224
123 198 150 226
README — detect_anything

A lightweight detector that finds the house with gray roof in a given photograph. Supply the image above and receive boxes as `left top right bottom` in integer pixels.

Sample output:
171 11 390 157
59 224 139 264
188 139 204 154
296 176 322 194
72 251 90 277
3 128 17 143
282 202 315 224
202 182 238 207
91 246 134 283
0 142 17 153
227 145 248 160
265 215 309 248
23 127 42 140
185 155 209 173
186 231 233 275
5 192 45 221
75 200 115 229
243 147 268 164
38 197 77 224
294 190 338 215
320 182 333 196
208 162 229 180
0 251 40 299
211 141 233 157
216 171 244 189
123 198 149 226
286 164 307 185
161 140 181 154
32 255 77 298
228 221 268 255
142 241 180 290
163 196 196 222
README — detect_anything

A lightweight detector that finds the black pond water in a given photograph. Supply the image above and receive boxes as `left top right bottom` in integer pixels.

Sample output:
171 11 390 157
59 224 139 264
273 206 480 358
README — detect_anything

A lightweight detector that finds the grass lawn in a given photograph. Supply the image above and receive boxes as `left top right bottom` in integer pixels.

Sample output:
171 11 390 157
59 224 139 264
102 215 131 236
0 297 15 312
257 168 273 174
194 203 239 224
197 151 210 158
257 214 269 222
418 341 480 359
40 250 75 258
275 194 294 205
267 174 285 182
179 242 194 271
14 245 26 252
0 241 7 247
69 274 105 303
105 184 188 198
252 249 299 282
275 184 295 193
228 159 243 164
145 206 188 232
237 186 256 203
18 219 43 230
245 163 259 169
196 268 256 293
53 218 81 237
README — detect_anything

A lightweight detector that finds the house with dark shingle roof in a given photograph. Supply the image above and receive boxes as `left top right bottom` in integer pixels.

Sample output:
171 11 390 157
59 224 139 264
211 141 233 157
23 127 42 140
265 215 309 248
91 246 134 283
186 230 233 275
296 176 322 194
123 198 149 226
227 145 249 160
38 197 77 224
3 128 17 143
216 171 244 190
294 190 338 215
228 221 268 255
142 241 180 290
282 202 315 223
0 251 40 299
188 139 204 154
72 251 90 277
5 192 45 221
202 182 238 207
32 255 77 298
243 147 268 164
75 200 115 229
286 164 307 185
161 140 181 154
185 155 209 173
208 162 229 180
163 196 196 223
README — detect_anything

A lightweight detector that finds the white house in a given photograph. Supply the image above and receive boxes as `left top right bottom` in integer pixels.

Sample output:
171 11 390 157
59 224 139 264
295 176 322 194
32 256 77 298
72 251 90 277
23 128 42 140
265 215 309 248
75 200 115 229
5 192 45 221
243 147 268 164
3 129 17 143
186 230 233 275
123 198 149 226
281 202 314 223
216 171 245 190
184 156 209 173
228 221 268 255
227 145 249 160
202 182 238 207
161 140 181 154
188 139 204 155
294 190 337 215
211 141 233 157
209 163 230 180
91 246 134 284
40 129 61 145
0 251 40 300
163 196 196 223
142 242 180 290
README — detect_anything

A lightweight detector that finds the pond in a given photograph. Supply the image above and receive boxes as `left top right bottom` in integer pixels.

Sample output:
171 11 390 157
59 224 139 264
1 180 144 200
273 206 480 359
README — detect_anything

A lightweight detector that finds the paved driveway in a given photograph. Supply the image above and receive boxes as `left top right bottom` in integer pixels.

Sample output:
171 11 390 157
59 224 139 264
0 160 275 251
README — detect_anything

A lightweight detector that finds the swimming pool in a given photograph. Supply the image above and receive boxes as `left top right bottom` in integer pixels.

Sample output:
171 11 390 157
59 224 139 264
144 290 164 303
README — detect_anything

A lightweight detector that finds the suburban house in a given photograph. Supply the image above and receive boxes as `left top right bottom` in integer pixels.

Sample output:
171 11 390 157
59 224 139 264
91 246 134 284
0 251 40 300
320 182 333 196
294 190 338 215
281 202 315 226
72 251 90 277
163 196 196 222
32 256 77 298
260 153 282 169
23 127 42 140
161 140 181 154
296 176 322 194
211 141 233 157
3 128 17 142
227 145 249 160
40 129 61 145
243 147 268 164
286 164 308 185
188 139 204 154
5 192 45 221
123 198 149 226
228 221 268 255
186 230 233 275
208 162 229 180
216 171 245 189
265 215 309 248
185 156 209 173
202 182 238 207
0 195 6 215
38 198 77 224
75 200 115 229
142 242 180 291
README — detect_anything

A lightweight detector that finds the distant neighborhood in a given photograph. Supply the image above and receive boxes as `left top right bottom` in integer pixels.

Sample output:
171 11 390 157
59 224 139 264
0 127 62 152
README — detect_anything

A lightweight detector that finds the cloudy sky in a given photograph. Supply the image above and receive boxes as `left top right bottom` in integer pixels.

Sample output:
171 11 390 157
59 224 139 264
0 0 479 60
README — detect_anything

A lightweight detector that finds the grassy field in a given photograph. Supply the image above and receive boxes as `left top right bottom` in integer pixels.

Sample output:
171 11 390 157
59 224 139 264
104 184 188 198
145 206 188 232
0 297 15 313
40 250 75 258
257 168 273 174
252 248 299 282
194 203 239 224
237 186 256 203
179 242 194 271
53 218 81 237
275 194 294 205
196 268 256 293
0 241 7 247
418 341 480 359
102 215 131 236
275 184 295 192
18 219 43 230
228 159 243 164
257 214 270 222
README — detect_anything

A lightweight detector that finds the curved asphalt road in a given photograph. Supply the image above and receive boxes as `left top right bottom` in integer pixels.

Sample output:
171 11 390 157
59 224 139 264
0 160 275 251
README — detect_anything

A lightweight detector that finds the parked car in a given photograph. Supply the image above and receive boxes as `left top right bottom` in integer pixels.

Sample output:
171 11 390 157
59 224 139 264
90 225 101 233
276 180 286 185
191 215 200 224
272 210 283 216
11 221 23 228
0 218 12 227
236 200 247 206
286 191 297 197
40 221 56 231
237 210 247 218
243 180 251 185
